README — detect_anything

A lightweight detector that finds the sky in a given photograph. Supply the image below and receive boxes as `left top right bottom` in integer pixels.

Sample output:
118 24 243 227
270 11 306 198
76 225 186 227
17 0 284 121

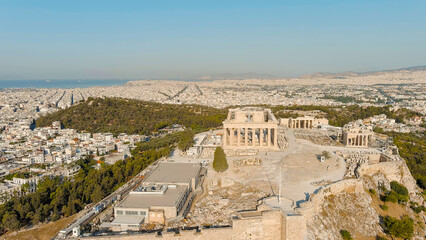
0 0 426 80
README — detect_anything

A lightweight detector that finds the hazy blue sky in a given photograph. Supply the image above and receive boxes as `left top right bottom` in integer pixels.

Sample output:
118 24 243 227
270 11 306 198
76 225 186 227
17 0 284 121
1 0 425 80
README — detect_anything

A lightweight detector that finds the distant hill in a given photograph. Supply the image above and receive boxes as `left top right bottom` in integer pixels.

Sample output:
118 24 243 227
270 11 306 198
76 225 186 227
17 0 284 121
36 98 227 135
391 65 426 71
195 72 278 80
193 65 426 80
300 65 426 79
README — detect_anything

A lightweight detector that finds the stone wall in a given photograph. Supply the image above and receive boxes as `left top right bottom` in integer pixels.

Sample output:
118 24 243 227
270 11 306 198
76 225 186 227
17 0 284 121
357 160 418 195
298 179 364 219
81 228 234 240
82 210 285 240
283 214 306 240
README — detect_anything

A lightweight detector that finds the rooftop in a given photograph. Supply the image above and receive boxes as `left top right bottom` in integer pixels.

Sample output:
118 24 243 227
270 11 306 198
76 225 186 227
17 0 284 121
117 185 187 209
143 162 201 185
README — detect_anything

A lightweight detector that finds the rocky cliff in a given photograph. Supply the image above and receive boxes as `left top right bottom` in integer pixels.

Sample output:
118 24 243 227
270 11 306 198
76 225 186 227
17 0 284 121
305 160 425 240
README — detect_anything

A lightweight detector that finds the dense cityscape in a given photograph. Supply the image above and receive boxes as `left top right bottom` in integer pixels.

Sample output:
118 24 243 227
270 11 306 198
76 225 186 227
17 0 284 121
0 68 424 239
1 1 426 240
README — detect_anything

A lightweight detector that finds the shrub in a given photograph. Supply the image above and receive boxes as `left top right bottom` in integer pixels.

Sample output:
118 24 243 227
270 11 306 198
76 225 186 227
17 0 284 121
340 230 352 240
380 204 388 211
369 188 377 195
396 194 409 204
383 191 398 203
376 235 387 240
378 184 387 193
322 151 331 159
409 202 425 213
382 215 413 240
382 189 408 204
390 181 408 196
213 147 228 172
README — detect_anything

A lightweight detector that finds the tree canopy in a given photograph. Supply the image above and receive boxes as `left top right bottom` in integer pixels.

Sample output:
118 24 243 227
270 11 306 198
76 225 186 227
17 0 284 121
36 97 227 135
339 230 352 240
382 215 414 240
177 129 195 151
213 147 228 172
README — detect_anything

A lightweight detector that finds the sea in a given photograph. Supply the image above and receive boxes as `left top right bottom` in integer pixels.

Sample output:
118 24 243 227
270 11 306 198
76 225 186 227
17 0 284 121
0 79 132 89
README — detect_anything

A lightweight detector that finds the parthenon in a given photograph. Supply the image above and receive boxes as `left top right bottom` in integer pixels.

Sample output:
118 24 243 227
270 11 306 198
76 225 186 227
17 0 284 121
222 107 280 150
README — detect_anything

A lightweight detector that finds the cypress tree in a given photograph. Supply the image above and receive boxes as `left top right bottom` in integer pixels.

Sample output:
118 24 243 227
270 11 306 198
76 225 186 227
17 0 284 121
213 147 228 172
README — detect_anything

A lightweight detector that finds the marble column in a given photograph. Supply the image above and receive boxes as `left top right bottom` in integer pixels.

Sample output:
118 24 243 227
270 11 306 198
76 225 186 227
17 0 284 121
230 128 234 146
252 128 256 146
268 128 271 146
237 128 241 146
274 128 278 147
245 128 248 146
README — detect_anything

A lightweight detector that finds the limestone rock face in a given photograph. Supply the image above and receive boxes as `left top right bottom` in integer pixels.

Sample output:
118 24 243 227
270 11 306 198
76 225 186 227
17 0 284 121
306 160 425 240
306 192 381 240
357 161 418 195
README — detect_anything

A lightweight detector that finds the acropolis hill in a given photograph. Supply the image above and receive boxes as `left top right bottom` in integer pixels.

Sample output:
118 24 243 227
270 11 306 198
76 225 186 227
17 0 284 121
0 68 425 240
74 106 425 240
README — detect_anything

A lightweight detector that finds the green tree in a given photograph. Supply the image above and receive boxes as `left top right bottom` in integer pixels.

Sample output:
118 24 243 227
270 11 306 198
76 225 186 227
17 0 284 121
91 185 105 203
177 129 195 151
383 191 398 203
390 181 408 196
383 182 409 204
339 229 352 240
2 212 20 231
213 147 228 172
51 206 60 222
382 215 413 240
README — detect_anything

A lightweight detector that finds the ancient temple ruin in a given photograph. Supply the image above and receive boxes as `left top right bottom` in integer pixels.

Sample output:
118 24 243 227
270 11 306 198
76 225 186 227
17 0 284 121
342 126 373 147
222 107 280 150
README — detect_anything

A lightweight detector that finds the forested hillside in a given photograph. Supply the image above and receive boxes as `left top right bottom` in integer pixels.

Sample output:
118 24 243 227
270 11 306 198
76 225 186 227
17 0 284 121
36 98 227 135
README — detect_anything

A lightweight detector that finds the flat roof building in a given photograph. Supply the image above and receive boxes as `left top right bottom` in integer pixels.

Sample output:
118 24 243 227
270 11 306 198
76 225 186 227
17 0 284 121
143 162 202 189
110 162 202 231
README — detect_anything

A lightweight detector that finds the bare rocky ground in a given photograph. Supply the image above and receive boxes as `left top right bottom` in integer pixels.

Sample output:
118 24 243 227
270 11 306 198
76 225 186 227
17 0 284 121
294 129 343 146
168 130 425 239
173 131 348 228
184 180 268 226
308 191 381 240
307 170 426 240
